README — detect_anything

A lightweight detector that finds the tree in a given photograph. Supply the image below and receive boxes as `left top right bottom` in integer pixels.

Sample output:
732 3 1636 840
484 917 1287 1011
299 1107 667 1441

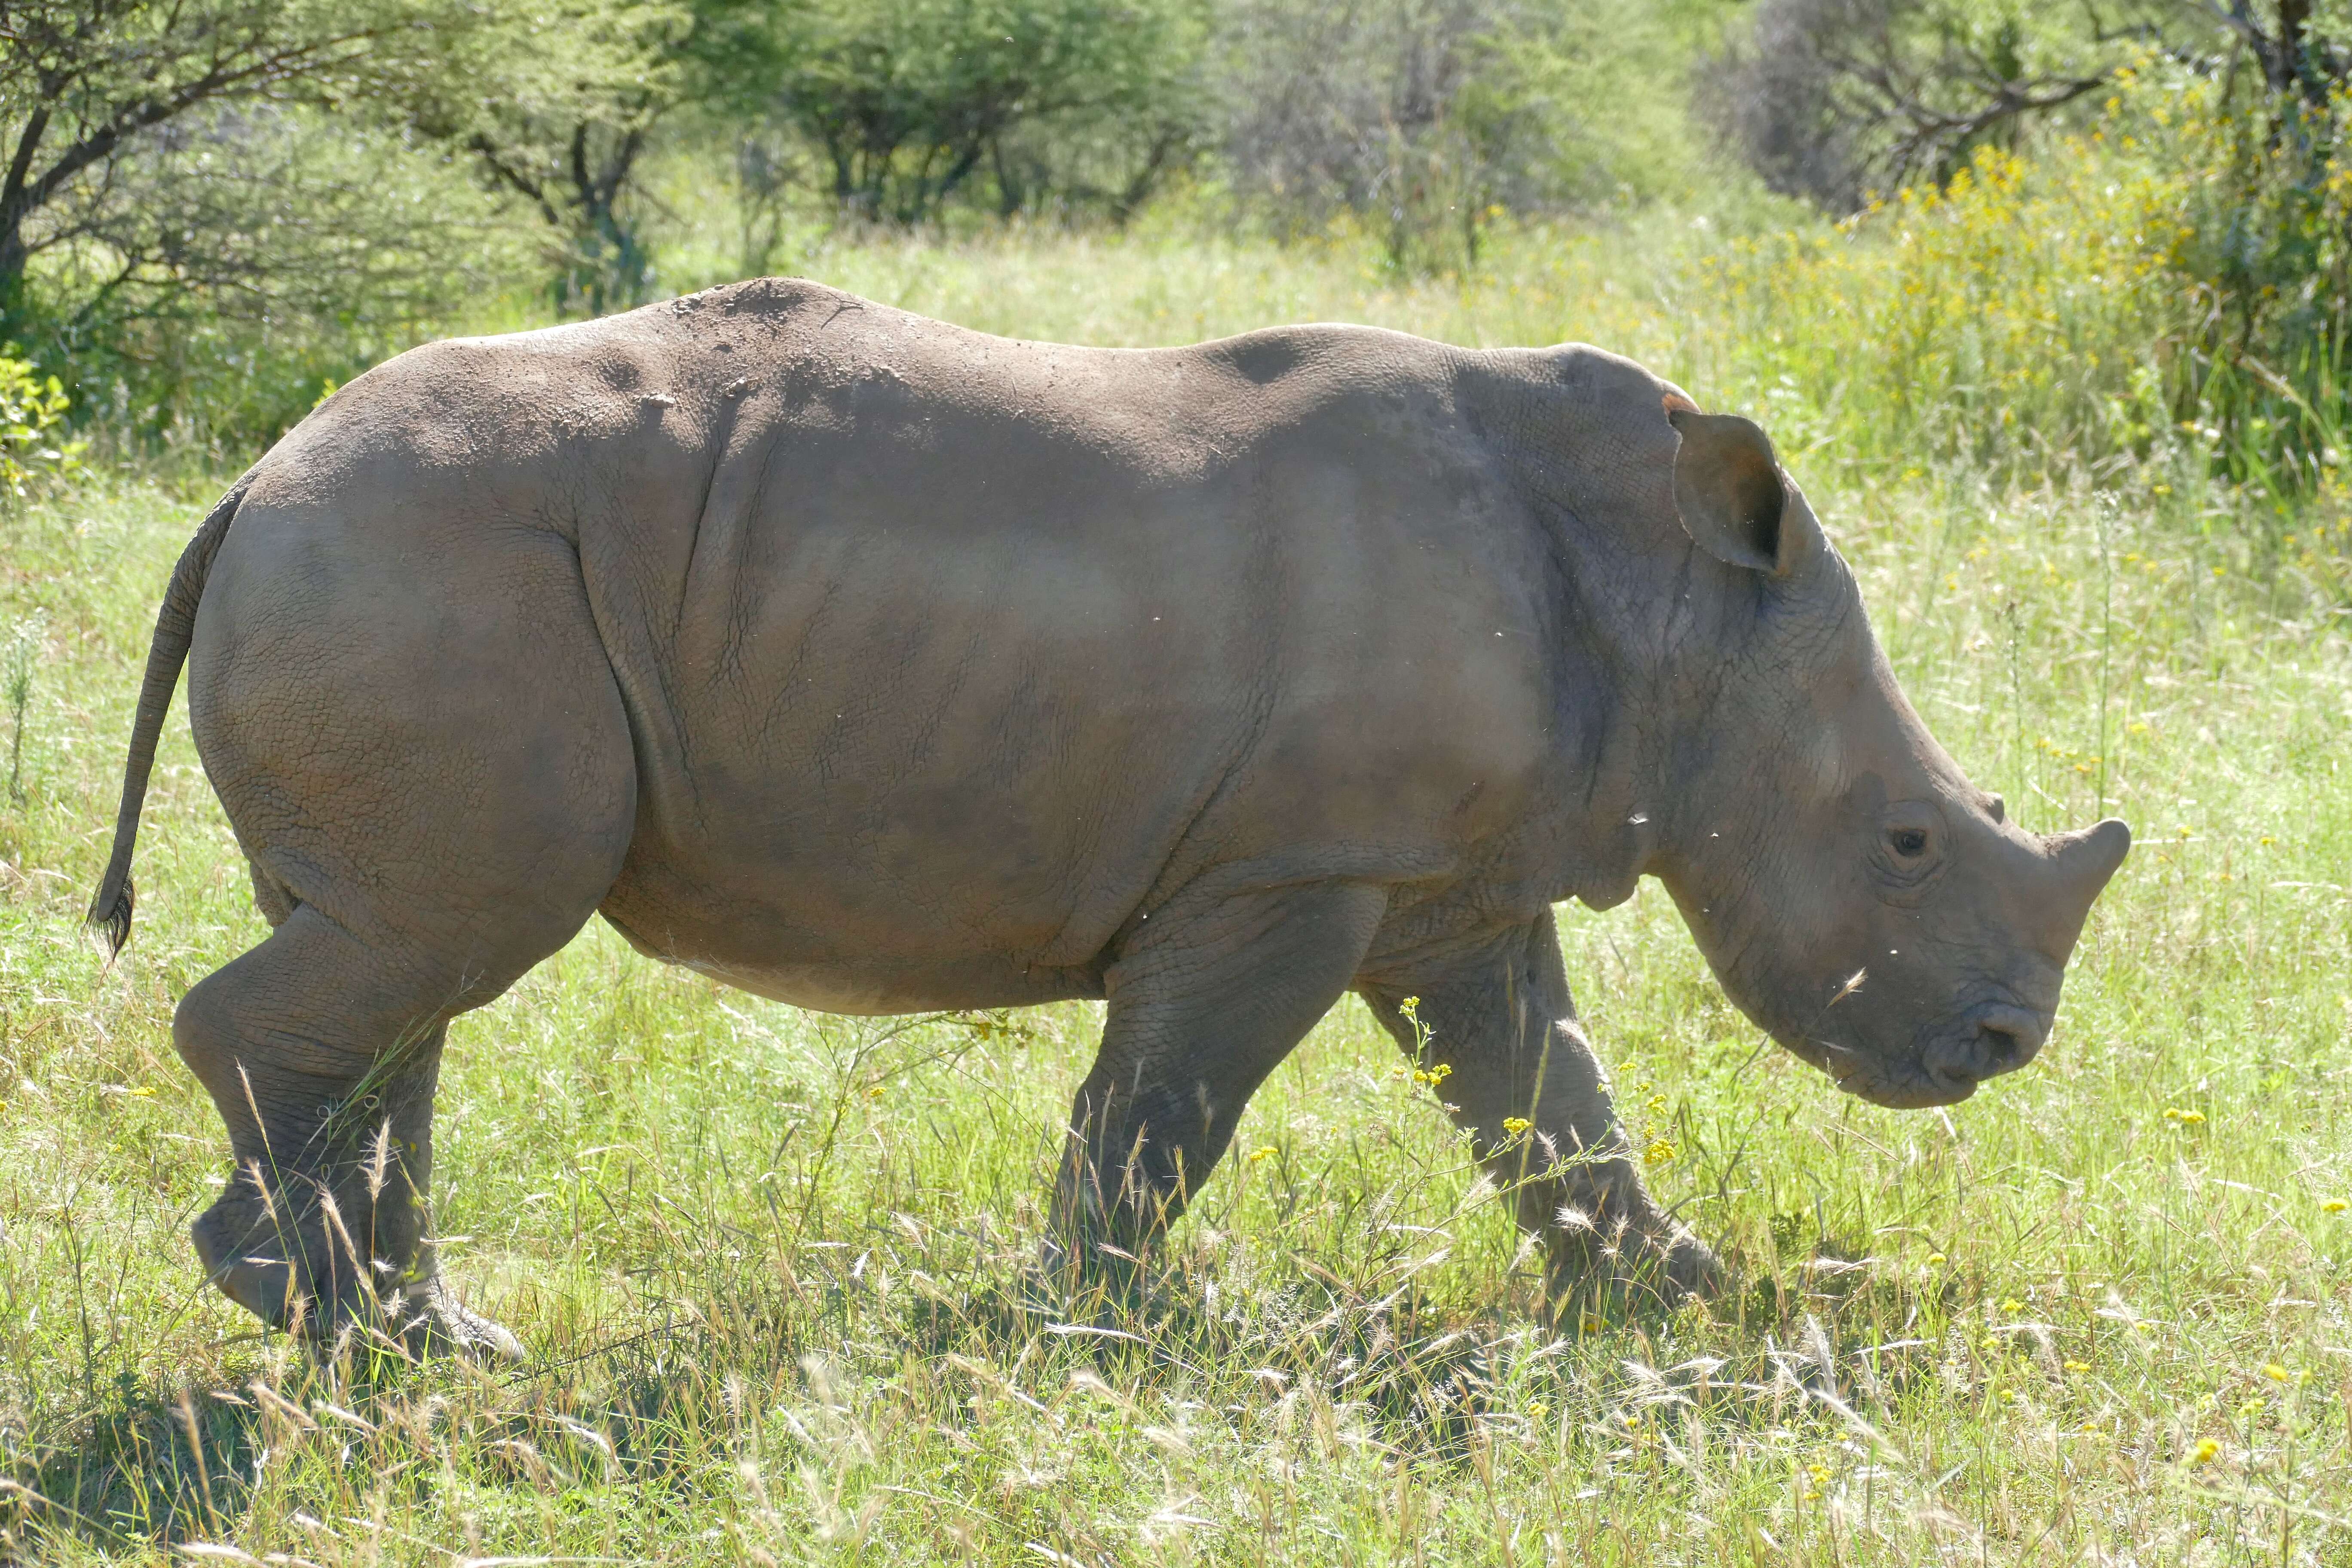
420 0 781 315
0 0 476 332
1709 0 2352 214
1215 0 1599 272
1707 0 2119 213
768 0 1205 225
46 107 521 439
2212 0 2347 109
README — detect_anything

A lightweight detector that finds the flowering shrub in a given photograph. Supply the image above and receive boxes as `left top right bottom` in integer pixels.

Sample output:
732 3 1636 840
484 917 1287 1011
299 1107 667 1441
1682 61 2352 518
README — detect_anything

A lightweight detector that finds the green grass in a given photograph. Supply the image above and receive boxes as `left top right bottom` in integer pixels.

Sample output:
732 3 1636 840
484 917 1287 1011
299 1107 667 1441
3 226 2352 1563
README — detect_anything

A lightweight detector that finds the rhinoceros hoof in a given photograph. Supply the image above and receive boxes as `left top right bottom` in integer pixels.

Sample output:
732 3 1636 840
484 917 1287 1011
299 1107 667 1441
193 1197 520 1361
1550 1225 1727 1315
388 1278 526 1363
1652 1231 1727 1303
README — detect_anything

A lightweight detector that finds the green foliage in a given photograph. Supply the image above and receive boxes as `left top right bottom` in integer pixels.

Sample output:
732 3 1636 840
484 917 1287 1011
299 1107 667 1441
2160 67 2352 500
1706 1 2352 494
0 0 556 444
425 0 759 315
767 0 1207 224
0 0 505 318
15 111 524 449
1210 0 1602 273
0 353 79 498
1710 0 2127 214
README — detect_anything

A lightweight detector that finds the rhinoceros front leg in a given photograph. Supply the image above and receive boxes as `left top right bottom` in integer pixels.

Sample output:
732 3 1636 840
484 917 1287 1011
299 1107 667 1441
1050 879 1390 1277
1362 910 1720 1311
173 905 524 1360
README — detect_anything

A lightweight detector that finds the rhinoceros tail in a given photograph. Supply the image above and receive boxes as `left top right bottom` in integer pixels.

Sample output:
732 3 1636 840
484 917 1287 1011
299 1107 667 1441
87 475 254 959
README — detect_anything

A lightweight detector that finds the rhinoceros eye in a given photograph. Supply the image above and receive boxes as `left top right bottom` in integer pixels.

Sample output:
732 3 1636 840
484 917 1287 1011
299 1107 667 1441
1889 828 1929 858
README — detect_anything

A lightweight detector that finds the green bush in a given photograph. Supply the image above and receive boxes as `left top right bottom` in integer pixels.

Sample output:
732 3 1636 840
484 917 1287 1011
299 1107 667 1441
0 354 82 500
1654 60 2350 567
2159 70 2352 502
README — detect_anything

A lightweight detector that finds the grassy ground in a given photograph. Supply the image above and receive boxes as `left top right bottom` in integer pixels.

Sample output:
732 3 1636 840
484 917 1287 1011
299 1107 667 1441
3 227 2351 1563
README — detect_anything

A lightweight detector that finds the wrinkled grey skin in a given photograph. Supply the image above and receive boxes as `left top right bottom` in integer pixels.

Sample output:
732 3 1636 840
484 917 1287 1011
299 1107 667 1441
88 279 2129 1355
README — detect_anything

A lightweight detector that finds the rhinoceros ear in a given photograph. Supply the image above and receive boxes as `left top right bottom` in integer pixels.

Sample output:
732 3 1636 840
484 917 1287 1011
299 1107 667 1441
1666 405 1794 576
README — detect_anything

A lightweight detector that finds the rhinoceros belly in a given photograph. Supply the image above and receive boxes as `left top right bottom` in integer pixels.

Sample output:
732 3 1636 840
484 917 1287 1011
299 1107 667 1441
594 888 1111 1014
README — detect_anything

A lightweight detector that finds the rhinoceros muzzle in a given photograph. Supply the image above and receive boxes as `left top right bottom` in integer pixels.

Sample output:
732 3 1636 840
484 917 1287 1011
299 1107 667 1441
1924 999 2049 1093
1800 993 2055 1109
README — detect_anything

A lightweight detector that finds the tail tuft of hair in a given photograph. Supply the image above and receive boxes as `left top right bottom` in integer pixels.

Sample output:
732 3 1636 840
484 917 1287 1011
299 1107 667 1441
88 876 134 962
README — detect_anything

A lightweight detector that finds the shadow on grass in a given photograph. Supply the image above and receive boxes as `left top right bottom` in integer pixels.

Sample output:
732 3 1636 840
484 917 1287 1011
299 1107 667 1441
3 1369 264 1557
0 1234 1971 1558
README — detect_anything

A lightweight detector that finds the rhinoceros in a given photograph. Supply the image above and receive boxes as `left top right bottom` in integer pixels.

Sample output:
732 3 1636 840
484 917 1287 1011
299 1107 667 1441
89 279 2129 1354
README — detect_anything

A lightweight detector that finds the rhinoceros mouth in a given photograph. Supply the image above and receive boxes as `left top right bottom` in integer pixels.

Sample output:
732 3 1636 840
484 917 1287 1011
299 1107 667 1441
1794 1034 1984 1110
1834 1068 1980 1110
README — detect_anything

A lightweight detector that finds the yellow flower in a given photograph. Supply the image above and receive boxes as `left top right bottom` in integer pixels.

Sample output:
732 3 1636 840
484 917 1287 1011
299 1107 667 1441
1643 1137 1677 1166
2191 1438 2220 1464
2162 1107 2205 1125
1248 1145 1277 1164
1926 1252 1946 1265
2000 1298 2024 1313
2263 1363 2288 1382
2064 1360 2090 1373
2323 1199 2347 1214
1501 1116 1531 1136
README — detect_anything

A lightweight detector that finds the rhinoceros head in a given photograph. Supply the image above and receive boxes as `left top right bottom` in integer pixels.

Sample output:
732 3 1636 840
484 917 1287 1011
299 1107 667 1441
1647 405 2129 1109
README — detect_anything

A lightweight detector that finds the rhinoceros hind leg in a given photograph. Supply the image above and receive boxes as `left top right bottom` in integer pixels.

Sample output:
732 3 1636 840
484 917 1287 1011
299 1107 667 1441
1048 879 1390 1280
1360 910 1721 1313
176 519 635 1353
173 897 587 1354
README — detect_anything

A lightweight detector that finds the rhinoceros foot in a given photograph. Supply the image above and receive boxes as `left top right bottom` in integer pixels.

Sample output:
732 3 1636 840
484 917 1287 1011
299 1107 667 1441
1548 1222 1727 1321
1646 1228 1728 1304
387 1278 526 1363
191 1176 519 1362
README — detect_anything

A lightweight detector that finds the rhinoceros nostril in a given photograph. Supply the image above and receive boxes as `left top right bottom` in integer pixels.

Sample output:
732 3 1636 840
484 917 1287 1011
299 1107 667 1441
1969 1005 2047 1077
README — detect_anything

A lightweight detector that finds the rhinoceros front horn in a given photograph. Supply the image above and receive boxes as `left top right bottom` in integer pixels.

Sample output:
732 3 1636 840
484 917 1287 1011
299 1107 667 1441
2047 817 2132 917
